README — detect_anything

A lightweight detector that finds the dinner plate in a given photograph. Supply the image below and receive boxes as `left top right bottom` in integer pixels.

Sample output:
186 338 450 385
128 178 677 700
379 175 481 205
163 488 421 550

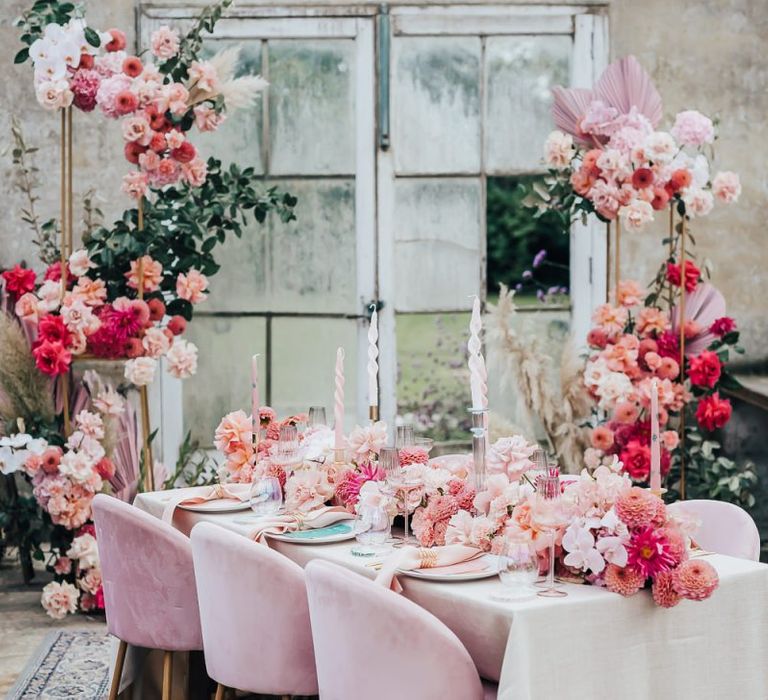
267 522 356 544
177 500 251 514
397 554 499 582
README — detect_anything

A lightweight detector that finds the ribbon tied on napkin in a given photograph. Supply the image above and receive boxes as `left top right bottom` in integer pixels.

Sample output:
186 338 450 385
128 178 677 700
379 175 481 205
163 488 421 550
375 544 485 592
161 483 251 523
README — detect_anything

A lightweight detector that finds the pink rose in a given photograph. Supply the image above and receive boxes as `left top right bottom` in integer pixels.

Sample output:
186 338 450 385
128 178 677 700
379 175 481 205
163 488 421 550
122 171 149 200
181 157 208 187
142 326 172 358
619 199 654 231
14 292 40 322
96 74 133 118
41 581 79 619
166 338 198 379
150 26 181 60
194 104 226 132
125 255 163 292
712 171 741 204
176 269 209 304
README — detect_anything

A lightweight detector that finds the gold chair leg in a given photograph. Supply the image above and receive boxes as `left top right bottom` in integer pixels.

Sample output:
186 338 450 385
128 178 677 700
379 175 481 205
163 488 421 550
162 651 173 700
214 683 226 700
109 639 128 700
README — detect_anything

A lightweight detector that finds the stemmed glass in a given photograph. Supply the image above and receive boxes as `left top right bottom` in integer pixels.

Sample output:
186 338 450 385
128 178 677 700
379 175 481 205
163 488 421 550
396 425 415 448
493 536 539 602
533 469 568 598
351 503 391 557
248 476 283 517
272 424 303 469
380 446 421 547
308 406 327 428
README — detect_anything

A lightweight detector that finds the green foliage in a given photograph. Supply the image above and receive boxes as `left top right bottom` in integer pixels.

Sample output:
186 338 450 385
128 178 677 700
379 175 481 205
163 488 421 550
86 158 297 319
158 0 234 83
487 176 570 296
14 0 84 64
164 431 217 489
666 429 758 510
0 474 52 582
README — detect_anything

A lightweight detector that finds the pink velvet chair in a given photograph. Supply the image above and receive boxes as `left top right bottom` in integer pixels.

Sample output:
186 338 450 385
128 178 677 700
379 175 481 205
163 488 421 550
305 559 497 700
92 493 203 700
668 499 761 561
189 521 318 700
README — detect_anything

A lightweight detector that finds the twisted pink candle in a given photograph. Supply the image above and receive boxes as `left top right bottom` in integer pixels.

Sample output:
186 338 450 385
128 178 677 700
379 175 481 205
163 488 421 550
650 378 661 492
334 347 345 452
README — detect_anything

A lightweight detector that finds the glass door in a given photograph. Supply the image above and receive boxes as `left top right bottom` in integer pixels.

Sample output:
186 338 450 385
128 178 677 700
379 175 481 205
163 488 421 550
376 5 607 439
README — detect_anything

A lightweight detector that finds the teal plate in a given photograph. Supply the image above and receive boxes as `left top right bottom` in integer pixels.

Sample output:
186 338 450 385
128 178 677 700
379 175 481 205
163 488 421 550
270 522 355 544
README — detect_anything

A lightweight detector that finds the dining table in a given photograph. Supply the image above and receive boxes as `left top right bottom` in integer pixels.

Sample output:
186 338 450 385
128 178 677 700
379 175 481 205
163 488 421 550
125 486 768 700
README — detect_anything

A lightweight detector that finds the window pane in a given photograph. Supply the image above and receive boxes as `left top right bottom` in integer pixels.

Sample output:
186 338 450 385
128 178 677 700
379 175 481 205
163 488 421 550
268 178 357 314
487 176 569 302
392 37 481 174
270 317 359 430
183 316 267 446
198 39 265 173
393 178 481 312
485 36 571 172
268 39 356 175
397 312 472 446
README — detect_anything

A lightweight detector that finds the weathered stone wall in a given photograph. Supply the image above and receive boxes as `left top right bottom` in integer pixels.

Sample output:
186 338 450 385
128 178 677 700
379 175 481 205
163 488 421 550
0 0 766 358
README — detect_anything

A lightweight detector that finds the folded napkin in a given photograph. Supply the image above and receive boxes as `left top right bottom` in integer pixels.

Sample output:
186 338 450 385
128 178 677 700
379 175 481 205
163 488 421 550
248 505 355 544
161 483 251 524
375 544 484 592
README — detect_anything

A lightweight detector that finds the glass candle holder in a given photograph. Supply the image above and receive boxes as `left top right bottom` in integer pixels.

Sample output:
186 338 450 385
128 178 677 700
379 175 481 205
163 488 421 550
469 408 488 492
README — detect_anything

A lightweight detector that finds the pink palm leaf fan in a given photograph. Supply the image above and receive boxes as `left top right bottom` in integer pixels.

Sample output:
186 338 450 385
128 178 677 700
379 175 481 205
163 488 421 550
550 55 663 143
672 282 727 356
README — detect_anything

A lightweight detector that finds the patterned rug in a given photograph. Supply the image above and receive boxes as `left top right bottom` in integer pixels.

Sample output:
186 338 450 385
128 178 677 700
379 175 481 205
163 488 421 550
7 629 112 699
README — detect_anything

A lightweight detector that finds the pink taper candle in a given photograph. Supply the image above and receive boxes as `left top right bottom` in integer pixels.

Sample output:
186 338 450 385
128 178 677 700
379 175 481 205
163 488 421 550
251 354 260 449
650 378 661 493
334 347 345 452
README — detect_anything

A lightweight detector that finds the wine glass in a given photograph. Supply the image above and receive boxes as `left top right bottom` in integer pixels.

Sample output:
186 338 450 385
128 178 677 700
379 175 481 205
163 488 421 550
413 436 434 455
396 425 415 448
351 503 391 557
249 476 283 517
493 537 539 602
533 470 568 598
381 446 420 546
308 406 327 428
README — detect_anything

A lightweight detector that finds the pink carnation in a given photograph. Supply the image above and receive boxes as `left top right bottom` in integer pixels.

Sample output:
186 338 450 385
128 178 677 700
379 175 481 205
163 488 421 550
41 581 79 619
672 559 719 600
70 69 101 112
151 26 181 60
712 171 741 205
176 270 209 304
670 110 714 147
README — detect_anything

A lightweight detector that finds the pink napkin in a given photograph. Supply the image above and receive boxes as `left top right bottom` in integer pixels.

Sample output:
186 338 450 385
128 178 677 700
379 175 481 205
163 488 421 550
375 545 485 592
248 506 355 544
161 483 251 523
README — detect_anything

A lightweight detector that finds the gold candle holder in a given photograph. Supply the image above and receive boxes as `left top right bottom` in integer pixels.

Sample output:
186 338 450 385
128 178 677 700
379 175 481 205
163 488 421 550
369 405 379 422
678 213 687 501
333 448 347 466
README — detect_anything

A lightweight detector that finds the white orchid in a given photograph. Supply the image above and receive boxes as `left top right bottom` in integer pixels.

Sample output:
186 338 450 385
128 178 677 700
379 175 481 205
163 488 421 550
562 521 605 574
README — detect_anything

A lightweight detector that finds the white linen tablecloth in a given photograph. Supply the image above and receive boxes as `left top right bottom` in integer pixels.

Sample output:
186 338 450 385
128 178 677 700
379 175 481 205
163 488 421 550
135 488 768 700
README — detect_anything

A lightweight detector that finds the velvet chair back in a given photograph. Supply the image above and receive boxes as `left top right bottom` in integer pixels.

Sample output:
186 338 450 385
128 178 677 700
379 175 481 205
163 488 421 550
305 559 485 700
190 522 318 696
668 498 761 561
92 493 203 651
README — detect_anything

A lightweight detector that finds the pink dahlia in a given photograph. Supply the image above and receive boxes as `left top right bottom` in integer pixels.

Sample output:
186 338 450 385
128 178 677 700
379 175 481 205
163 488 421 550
626 526 676 578
71 69 101 112
604 564 645 596
672 560 719 601
335 462 384 507
652 570 681 608
615 487 658 528
398 446 429 466
660 524 687 566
